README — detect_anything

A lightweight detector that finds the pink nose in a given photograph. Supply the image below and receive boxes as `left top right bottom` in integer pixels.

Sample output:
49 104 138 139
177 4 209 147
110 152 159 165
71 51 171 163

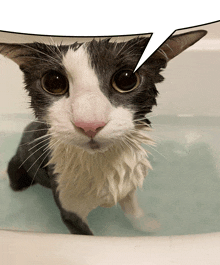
74 121 106 138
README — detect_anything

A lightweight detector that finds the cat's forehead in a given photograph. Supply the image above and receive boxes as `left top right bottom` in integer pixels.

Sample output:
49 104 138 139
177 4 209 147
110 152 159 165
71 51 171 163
62 44 100 94
85 38 149 67
61 38 149 86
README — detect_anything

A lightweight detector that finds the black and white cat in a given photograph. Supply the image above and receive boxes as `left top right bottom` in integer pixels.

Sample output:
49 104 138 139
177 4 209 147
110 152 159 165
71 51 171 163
0 30 207 235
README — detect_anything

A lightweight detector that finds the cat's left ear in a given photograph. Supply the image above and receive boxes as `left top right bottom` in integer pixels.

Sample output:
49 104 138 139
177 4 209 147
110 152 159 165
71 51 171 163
0 43 34 67
152 30 207 62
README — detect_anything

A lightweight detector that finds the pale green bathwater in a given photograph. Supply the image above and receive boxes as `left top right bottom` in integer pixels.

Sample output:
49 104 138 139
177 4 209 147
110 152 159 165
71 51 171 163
1 114 220 237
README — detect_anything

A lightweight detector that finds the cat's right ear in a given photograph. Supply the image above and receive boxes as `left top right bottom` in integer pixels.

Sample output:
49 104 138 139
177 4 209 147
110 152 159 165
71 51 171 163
0 43 34 68
151 30 207 62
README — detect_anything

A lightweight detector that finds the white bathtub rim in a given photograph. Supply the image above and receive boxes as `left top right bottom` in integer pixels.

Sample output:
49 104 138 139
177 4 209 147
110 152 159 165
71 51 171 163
1 229 220 265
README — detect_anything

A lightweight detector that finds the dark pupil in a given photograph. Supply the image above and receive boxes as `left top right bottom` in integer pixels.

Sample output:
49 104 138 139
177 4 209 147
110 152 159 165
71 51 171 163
114 70 137 91
43 71 68 94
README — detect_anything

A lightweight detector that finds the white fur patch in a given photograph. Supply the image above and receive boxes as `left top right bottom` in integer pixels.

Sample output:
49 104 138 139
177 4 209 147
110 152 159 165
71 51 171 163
62 44 100 94
62 45 112 125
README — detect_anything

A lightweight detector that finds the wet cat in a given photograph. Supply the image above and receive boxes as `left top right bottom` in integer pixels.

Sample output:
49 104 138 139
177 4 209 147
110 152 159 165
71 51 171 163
0 30 207 235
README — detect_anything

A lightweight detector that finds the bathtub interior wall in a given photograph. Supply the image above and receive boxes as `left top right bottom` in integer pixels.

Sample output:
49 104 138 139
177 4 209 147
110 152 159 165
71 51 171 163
1 25 220 237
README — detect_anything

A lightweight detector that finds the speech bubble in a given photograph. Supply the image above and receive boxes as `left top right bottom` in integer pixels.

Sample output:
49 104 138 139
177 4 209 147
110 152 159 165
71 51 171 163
0 1 219 71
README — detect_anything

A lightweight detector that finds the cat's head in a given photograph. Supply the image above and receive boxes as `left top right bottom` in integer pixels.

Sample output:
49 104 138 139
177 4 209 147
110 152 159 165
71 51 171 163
0 30 206 153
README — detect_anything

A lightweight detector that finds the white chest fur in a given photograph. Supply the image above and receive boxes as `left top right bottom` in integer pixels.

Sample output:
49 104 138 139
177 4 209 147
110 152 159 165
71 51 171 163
48 132 153 220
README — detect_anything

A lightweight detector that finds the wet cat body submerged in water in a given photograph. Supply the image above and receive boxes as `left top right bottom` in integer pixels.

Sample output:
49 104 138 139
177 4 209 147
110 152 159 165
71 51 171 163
0 30 206 235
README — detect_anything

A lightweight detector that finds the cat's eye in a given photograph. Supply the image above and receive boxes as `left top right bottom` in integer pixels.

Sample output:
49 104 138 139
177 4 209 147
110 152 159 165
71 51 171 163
111 69 140 93
41 70 69 95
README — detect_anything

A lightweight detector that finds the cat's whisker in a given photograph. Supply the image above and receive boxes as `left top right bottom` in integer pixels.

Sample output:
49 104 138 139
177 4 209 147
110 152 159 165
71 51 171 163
150 136 163 143
13 55 58 66
134 131 162 144
30 148 52 186
134 123 152 129
116 36 147 59
35 44 63 65
31 132 54 141
18 132 54 147
15 118 48 125
18 43 62 66
145 114 159 119
48 37 64 58
46 37 63 59
123 135 140 149
19 141 50 168
115 40 130 57
31 120 49 126
151 123 168 128
19 51 61 67
45 138 61 152
28 137 51 151
133 117 150 122
112 38 120 52
117 135 134 152
26 139 59 173
147 145 169 161
134 120 150 125
24 128 50 133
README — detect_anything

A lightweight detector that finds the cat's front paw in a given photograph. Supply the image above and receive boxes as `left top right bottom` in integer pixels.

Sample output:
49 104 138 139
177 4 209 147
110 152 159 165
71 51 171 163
126 212 161 233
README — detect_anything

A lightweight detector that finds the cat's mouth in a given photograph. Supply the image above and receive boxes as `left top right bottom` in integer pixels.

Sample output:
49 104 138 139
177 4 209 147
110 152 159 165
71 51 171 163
88 139 101 150
82 138 113 153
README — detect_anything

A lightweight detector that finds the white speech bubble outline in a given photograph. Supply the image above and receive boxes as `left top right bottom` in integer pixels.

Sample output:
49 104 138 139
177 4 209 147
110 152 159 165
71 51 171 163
0 1 218 36
133 29 174 72
133 20 220 72
0 1 219 72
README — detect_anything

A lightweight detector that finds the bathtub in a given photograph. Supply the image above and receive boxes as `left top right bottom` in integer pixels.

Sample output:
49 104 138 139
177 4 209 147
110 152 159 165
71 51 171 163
1 26 220 264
